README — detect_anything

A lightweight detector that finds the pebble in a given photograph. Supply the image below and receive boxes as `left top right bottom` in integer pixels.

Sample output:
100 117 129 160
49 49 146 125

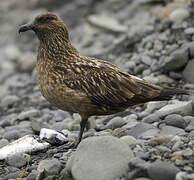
37 158 62 176
1 95 19 107
160 125 185 136
161 48 188 72
17 109 40 120
88 14 127 32
169 8 190 23
26 170 38 180
184 27 194 35
120 135 137 145
6 154 30 168
155 101 193 118
65 136 134 180
0 138 9 148
103 117 126 130
183 60 194 83
147 161 180 180
142 114 161 123
163 114 187 129
51 121 68 131
127 122 156 138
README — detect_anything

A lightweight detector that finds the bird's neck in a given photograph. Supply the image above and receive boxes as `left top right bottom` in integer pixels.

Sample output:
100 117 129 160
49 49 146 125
38 33 79 62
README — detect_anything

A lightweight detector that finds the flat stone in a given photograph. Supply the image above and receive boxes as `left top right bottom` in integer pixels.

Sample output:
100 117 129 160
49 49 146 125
66 136 134 180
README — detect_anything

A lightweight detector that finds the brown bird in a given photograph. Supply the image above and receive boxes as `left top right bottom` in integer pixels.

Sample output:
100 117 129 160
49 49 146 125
19 13 189 146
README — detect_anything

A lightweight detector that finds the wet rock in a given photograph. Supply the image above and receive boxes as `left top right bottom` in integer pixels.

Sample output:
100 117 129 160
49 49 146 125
66 136 133 180
147 161 180 180
37 158 62 176
6 154 30 168
183 60 194 83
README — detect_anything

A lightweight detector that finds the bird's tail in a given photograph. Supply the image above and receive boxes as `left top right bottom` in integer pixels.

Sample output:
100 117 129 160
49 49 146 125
153 87 190 101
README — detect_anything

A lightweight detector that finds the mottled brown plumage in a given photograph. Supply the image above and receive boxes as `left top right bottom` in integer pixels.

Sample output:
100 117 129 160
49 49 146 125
19 13 189 146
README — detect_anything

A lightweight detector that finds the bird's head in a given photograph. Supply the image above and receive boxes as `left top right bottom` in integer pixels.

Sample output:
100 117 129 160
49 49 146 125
19 13 69 41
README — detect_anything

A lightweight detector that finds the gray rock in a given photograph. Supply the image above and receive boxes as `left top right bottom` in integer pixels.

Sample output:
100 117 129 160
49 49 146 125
1 95 19 107
18 109 40 120
155 101 193 118
6 154 30 168
15 52 36 72
147 161 180 180
88 14 127 33
163 114 187 129
142 114 161 123
183 116 194 125
182 42 194 59
161 48 188 72
52 122 68 131
120 135 137 145
127 122 156 138
169 8 190 23
66 136 134 180
26 170 38 180
140 129 160 139
0 138 9 148
146 101 168 113
185 125 194 132
37 158 62 176
159 126 185 136
184 28 194 35
183 60 194 83
103 117 126 130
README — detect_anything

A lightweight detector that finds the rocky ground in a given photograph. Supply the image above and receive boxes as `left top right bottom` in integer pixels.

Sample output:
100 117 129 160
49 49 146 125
0 0 194 179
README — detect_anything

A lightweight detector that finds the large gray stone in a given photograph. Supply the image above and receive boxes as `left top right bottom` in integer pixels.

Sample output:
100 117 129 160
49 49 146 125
65 136 134 180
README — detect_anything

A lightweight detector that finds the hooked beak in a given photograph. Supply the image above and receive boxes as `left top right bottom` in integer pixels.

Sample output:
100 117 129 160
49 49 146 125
18 23 36 33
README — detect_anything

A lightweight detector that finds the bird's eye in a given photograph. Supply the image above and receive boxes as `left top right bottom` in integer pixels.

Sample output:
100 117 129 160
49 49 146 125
38 16 52 23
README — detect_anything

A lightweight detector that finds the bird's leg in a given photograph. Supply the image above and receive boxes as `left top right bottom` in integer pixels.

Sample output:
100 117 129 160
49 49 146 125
75 116 88 147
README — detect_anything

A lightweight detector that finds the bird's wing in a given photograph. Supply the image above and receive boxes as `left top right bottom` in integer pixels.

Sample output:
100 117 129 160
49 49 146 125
53 58 162 107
